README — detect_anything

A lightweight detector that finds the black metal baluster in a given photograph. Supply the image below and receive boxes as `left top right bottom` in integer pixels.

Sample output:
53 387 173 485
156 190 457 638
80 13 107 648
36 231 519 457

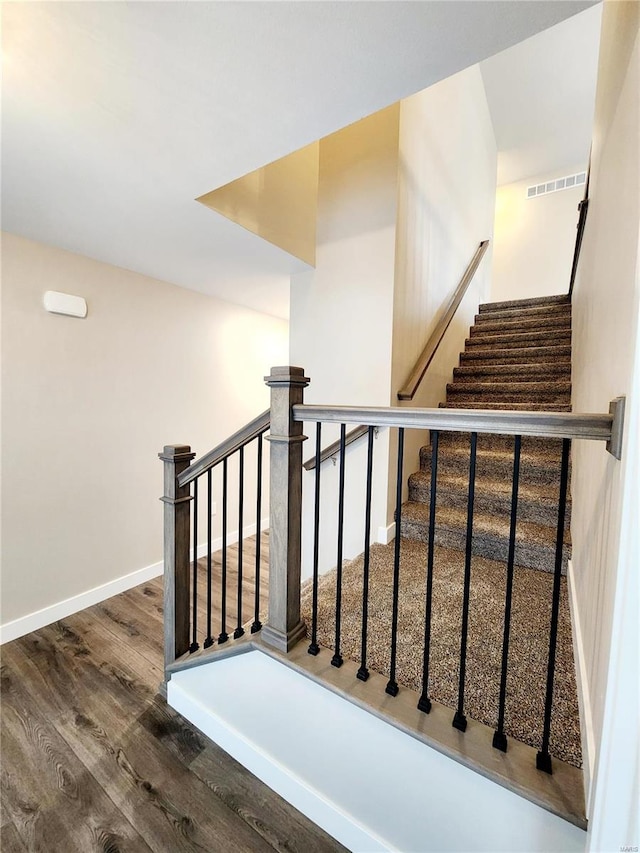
218 458 229 644
493 435 522 751
190 478 199 653
453 431 478 731
308 423 322 656
357 426 375 682
204 469 214 648
418 429 439 713
251 434 263 634
331 424 347 668
536 437 571 774
234 447 245 639
386 427 405 697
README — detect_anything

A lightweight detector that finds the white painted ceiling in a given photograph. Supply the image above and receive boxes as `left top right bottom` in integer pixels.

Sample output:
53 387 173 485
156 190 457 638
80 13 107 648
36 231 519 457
2 2 596 319
480 4 602 186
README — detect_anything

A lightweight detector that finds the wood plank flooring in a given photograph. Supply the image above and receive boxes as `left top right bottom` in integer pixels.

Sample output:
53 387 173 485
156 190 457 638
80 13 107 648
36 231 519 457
0 533 346 853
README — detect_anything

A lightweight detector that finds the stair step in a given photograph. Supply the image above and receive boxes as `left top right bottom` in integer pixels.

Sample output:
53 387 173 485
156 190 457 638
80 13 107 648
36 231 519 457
447 380 571 397
470 314 571 335
476 304 571 323
419 441 570 483
453 363 571 380
448 393 571 406
465 329 571 349
460 345 571 365
400 501 570 573
408 469 571 528
479 294 570 313
437 431 566 455
441 401 572 411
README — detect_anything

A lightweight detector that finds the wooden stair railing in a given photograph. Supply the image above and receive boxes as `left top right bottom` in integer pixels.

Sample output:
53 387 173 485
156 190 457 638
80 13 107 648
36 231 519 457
161 365 624 825
160 407 270 679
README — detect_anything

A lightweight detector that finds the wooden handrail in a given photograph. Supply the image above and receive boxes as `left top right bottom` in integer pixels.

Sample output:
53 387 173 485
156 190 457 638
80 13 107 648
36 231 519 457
397 240 490 401
294 402 623 446
303 424 371 470
568 157 591 299
177 409 270 487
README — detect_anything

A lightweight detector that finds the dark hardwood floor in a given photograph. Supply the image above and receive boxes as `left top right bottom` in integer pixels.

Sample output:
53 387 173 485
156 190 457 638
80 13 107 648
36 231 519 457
0 534 346 853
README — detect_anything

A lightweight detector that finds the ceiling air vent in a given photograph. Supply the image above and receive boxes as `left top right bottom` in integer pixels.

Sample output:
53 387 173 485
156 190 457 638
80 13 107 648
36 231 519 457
526 171 586 199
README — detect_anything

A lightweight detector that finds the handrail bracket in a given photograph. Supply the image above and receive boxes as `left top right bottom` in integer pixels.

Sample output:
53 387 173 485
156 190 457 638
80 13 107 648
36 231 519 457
606 396 625 460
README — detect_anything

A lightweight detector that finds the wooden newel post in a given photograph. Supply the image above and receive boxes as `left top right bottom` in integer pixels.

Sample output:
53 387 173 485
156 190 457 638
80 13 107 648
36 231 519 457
159 444 196 677
262 366 310 653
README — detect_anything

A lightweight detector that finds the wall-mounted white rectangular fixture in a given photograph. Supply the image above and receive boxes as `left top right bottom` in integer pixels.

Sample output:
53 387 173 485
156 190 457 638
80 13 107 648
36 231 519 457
43 291 87 318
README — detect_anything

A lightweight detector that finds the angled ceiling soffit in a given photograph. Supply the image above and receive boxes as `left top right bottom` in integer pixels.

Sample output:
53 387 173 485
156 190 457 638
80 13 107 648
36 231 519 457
197 142 320 266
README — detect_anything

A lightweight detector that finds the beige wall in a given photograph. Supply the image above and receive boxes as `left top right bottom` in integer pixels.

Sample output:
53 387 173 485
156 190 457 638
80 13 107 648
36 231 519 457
391 64 497 516
569 1 639 845
290 66 498 571
491 168 586 302
290 105 399 577
1 232 288 627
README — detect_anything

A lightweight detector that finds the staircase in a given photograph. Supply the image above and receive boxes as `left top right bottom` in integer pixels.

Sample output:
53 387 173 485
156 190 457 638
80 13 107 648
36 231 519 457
401 294 572 572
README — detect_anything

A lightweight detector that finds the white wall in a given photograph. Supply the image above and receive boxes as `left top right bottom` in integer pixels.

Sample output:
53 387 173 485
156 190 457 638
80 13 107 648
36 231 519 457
491 168 586 303
291 67 498 570
568 1 639 847
391 64 497 514
290 105 399 578
1 233 288 632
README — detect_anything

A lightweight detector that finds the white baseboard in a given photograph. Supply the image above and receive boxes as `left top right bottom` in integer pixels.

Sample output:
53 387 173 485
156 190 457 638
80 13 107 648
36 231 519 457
377 522 396 545
0 559 164 645
567 558 595 812
0 517 270 645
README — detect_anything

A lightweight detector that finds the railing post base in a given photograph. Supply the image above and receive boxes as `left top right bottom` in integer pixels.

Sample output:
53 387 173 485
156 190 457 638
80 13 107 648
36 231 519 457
261 621 307 654
452 711 468 732
493 731 508 752
263 366 310 655
536 751 553 774
159 444 195 683
417 695 432 715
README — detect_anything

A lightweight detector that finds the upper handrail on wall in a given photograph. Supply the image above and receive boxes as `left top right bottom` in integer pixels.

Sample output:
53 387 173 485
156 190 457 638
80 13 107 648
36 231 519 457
303 424 371 471
304 240 490 468
568 158 591 299
397 240 490 401
177 409 270 487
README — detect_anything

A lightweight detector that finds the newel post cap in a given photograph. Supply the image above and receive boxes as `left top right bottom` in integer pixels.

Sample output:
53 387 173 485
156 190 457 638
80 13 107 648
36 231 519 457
264 366 311 388
158 445 195 463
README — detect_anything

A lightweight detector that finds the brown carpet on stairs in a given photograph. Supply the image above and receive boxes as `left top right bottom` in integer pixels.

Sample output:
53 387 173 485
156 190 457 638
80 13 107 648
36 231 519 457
401 294 573 573
300 540 582 768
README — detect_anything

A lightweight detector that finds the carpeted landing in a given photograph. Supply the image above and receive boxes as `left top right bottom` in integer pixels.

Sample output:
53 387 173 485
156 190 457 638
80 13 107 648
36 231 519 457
300 539 581 768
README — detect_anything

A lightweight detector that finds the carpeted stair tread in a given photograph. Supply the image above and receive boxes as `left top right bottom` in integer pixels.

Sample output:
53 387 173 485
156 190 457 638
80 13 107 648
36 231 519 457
436 434 563 455
447 379 571 396
437 430 566 454
418 441 570 482
476 304 571 323
408 469 570 528
400 500 570 573
460 345 571 364
441 401 571 411
465 329 571 349
453 362 570 380
402 499 570 547
449 388 571 409
470 314 571 335
479 294 570 313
